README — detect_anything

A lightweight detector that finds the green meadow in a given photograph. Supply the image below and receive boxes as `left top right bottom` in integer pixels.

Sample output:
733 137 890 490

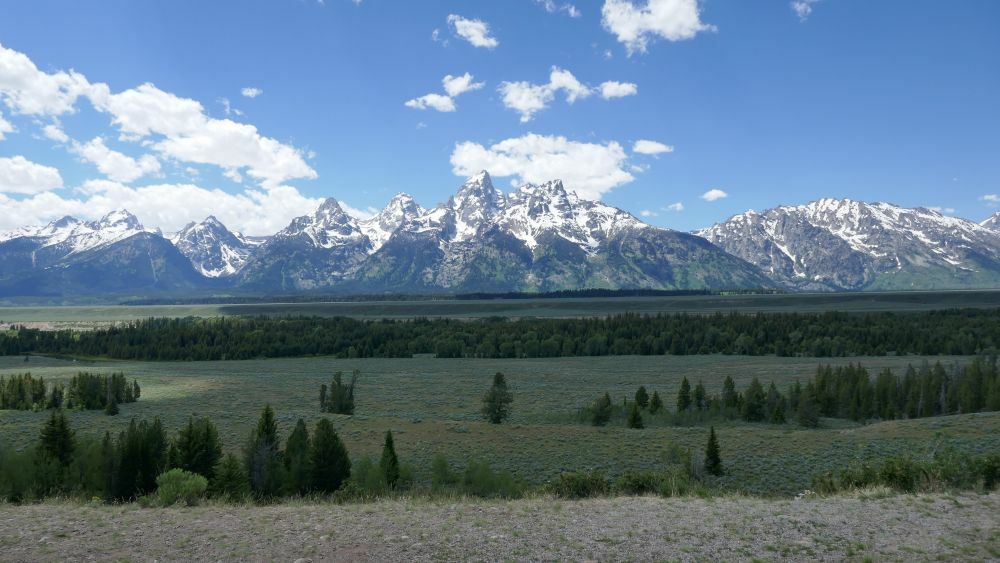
2 353 996 496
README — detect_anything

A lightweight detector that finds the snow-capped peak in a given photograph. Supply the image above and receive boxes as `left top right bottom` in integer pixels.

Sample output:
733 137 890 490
171 216 255 278
359 192 424 251
280 197 368 249
449 171 507 241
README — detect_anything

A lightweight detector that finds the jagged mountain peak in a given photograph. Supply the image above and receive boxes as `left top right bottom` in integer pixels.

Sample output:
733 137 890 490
96 209 143 230
171 215 253 278
981 211 1000 230
360 192 425 251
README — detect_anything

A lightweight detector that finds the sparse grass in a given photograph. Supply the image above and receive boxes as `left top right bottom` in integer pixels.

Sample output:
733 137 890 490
1 353 997 496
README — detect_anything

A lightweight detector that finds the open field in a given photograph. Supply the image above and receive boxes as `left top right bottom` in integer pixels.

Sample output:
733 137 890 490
2 354 997 496
2 492 997 561
2 289 1000 324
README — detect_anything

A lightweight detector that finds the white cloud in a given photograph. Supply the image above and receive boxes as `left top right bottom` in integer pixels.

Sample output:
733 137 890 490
599 81 638 99
405 72 484 113
0 110 13 139
0 43 96 116
980 194 1000 204
450 133 634 200
500 67 617 122
928 206 955 215
241 87 263 98
41 121 68 143
640 209 657 217
447 15 499 49
71 137 161 183
0 46 317 189
701 188 728 202
405 93 456 112
601 0 716 55
0 155 63 194
0 179 346 236
665 201 684 212
536 1 581 18
218 97 243 117
632 139 673 155
443 73 485 97
791 0 819 22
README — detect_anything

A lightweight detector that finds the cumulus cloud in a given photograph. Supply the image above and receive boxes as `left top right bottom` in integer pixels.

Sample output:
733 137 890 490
447 15 499 49
791 0 819 21
0 179 339 236
599 81 638 99
71 137 161 183
499 67 632 122
980 194 1000 204
601 0 716 55
41 121 69 143
665 201 684 212
639 209 657 217
405 72 484 113
536 0 581 17
0 155 64 194
632 139 673 155
701 188 728 201
0 110 13 139
241 87 263 98
450 133 634 200
0 45 317 189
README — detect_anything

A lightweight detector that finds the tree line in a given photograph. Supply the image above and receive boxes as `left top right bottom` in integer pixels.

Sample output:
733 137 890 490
2 308 999 361
582 356 1000 429
0 372 140 412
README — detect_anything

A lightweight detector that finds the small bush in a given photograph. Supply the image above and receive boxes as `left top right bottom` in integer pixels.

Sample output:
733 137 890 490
461 459 522 498
614 471 662 495
156 469 208 506
546 470 609 499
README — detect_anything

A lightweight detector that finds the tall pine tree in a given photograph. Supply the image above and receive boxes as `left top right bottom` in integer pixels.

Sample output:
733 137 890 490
481 372 513 424
310 418 351 493
379 430 400 489
677 377 692 412
704 426 723 476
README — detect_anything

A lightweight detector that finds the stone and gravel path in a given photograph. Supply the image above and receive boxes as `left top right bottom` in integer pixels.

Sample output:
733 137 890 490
1 493 997 561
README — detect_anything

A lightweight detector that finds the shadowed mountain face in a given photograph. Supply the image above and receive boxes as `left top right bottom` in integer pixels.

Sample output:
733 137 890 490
697 199 1000 291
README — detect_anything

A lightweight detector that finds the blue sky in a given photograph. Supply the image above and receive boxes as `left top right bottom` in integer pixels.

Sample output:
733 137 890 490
0 0 998 235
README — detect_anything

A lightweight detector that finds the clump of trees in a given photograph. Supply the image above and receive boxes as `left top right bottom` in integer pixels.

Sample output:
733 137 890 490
0 372 139 412
5 308 1000 361
320 371 356 415
481 372 513 424
578 355 1000 429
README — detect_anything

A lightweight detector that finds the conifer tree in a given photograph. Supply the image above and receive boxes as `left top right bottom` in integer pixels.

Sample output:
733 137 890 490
319 383 328 412
104 397 119 416
592 392 612 426
481 372 513 424
704 426 723 476
635 386 649 409
244 405 283 497
284 419 311 495
677 377 692 412
694 381 707 411
742 378 766 422
797 383 821 428
379 430 400 489
212 453 250 499
173 417 223 480
627 403 644 429
310 418 351 493
722 376 739 412
649 390 663 414
38 409 75 466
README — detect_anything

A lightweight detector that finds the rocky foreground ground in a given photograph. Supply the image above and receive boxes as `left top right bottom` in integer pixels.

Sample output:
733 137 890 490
1 492 997 561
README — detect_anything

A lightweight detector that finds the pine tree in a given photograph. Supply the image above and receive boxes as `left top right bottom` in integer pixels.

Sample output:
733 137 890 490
379 430 400 489
481 372 513 424
319 383 328 412
797 383 821 428
173 417 223 480
694 381 707 411
212 453 250 499
704 426 723 476
592 392 612 426
104 397 119 416
310 418 351 493
38 409 75 466
244 405 283 497
284 419 311 495
649 391 664 414
677 377 692 412
722 376 739 412
635 386 649 409
627 403 644 429
742 378 766 422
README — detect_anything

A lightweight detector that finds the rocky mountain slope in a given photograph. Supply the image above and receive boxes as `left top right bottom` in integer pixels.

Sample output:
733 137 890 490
696 198 1000 290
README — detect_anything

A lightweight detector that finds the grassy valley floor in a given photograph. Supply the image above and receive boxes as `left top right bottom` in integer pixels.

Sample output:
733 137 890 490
1 492 997 561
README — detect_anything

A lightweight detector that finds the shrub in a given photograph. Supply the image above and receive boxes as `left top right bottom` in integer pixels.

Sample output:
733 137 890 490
461 459 521 498
614 470 662 495
546 470 609 499
156 469 208 506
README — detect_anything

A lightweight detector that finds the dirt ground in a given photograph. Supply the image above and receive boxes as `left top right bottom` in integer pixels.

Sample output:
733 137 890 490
1 492 997 562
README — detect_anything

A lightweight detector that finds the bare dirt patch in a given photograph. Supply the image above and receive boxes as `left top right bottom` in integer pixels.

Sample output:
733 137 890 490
1 492 997 561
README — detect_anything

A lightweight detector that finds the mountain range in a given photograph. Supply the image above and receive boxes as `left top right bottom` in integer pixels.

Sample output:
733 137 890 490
1 171 999 298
